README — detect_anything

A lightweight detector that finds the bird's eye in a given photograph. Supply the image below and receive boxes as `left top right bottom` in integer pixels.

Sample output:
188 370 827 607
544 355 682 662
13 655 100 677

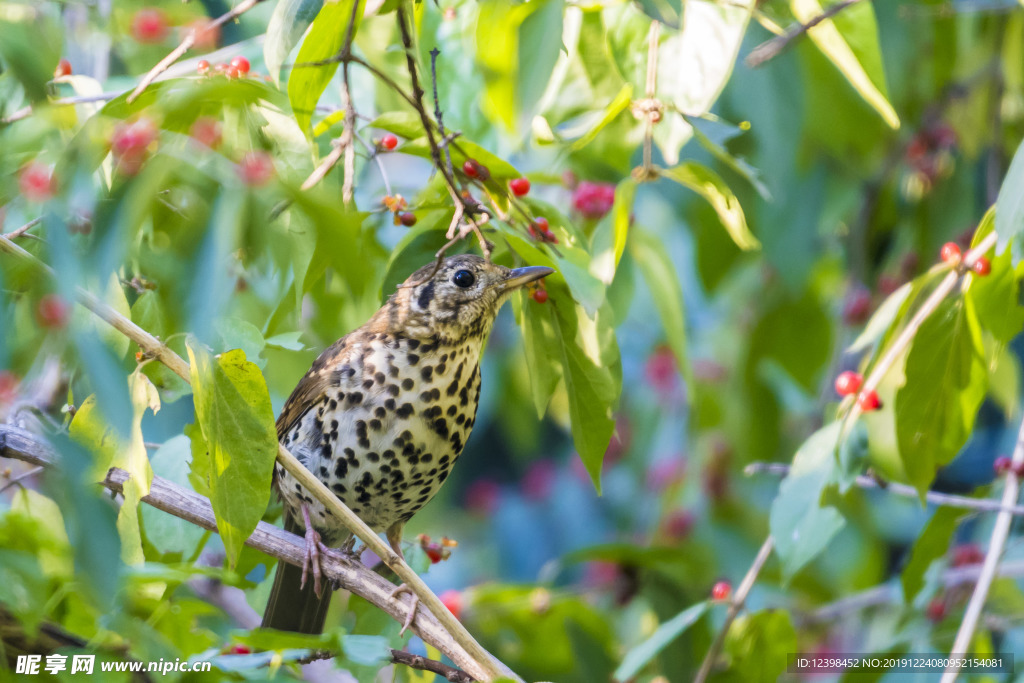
452 270 475 288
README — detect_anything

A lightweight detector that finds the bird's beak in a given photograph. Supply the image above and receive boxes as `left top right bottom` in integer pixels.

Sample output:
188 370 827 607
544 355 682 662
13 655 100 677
502 265 555 291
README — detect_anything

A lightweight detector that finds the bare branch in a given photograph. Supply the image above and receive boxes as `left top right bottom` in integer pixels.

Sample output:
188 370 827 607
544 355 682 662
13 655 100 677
0 465 44 494
390 649 475 683
0 423 474 679
746 0 862 68
2 217 42 240
941 414 1024 681
694 536 775 683
127 0 268 104
745 461 1024 516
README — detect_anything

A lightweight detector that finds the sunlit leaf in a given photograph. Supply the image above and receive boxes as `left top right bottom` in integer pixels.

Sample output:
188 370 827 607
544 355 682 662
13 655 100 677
662 162 759 250
265 0 325 85
613 602 708 682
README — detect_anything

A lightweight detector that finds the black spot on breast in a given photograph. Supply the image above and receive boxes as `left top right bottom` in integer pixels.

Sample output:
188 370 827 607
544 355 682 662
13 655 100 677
407 353 420 365
402 378 414 390
375 372 385 384
436 363 447 374
367 451 380 462
385 398 397 410
332 483 347 494
432 419 450 438
363 379 374 390
447 379 460 396
319 465 328 477
447 405 457 416
420 366 433 381
375 407 386 419
408 339 420 349
348 392 363 405
369 418 382 431
417 281 435 309
421 453 433 463
334 459 348 479
360 472 373 487
397 403 414 418
387 384 400 397
389 365 399 378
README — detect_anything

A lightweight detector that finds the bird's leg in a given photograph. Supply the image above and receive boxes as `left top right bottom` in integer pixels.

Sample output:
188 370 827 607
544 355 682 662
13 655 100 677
386 521 419 636
299 503 330 598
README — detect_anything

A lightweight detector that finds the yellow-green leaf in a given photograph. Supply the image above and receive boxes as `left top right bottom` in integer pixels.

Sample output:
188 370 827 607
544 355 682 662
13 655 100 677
662 162 759 250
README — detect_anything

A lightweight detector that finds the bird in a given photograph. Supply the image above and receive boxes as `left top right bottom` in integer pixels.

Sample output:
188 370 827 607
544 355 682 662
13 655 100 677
261 253 553 634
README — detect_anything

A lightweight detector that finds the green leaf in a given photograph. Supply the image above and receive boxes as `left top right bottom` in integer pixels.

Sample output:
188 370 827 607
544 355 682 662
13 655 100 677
630 227 691 390
661 162 759 251
848 282 913 353
476 1 532 132
612 602 708 682
723 610 797 683
265 0 325 85
513 290 563 418
369 111 423 139
186 339 278 567
895 298 988 498
589 179 635 285
997 140 1024 263
770 422 847 579
901 507 962 603
114 370 161 565
966 209 1024 342
791 0 899 129
143 435 210 558
288 0 365 135
518 0 565 120
569 85 634 152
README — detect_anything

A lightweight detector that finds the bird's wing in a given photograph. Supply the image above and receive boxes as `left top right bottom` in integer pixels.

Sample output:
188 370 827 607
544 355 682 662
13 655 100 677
275 333 359 440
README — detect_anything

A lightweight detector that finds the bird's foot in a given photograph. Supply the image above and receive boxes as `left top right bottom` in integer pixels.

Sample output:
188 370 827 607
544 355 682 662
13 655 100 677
389 583 419 636
300 505 330 597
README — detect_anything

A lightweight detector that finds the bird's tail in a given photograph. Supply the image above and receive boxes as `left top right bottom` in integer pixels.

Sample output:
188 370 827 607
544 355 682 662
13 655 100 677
260 513 332 634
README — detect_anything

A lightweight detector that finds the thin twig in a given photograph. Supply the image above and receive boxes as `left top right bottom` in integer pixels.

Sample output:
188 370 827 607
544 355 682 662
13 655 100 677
745 462 1024 516
641 21 659 177
941 414 1024 681
127 0 267 104
0 465 44 494
694 536 775 683
809 558 1024 622
2 217 42 240
353 133 393 197
390 649 475 683
429 48 454 180
0 423 475 677
746 0 862 68
0 233 517 683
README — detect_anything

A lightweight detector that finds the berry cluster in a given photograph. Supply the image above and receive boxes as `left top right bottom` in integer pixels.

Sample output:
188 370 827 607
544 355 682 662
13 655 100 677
197 56 251 79
417 533 457 564
111 117 158 175
940 241 990 276
994 456 1024 477
572 181 615 219
528 217 557 243
237 151 274 186
382 195 416 226
462 159 490 181
19 162 55 202
36 294 70 330
834 371 881 412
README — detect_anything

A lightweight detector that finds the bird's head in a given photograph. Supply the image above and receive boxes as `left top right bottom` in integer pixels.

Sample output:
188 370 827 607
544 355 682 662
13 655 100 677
382 254 553 344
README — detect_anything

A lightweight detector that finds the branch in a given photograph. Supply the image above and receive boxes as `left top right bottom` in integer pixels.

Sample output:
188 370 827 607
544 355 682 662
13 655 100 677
745 462 1024 516
640 20 660 179
126 0 268 104
0 423 474 681
809 559 1024 623
694 536 774 683
941 412 1024 681
390 649 475 683
0 233 517 683
746 0 862 68
2 217 42 240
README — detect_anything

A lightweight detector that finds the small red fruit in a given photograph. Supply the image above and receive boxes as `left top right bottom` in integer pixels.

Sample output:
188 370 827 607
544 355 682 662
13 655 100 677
224 65 240 79
424 545 443 564
834 371 863 397
197 59 210 75
190 117 222 148
926 598 946 622
381 134 399 151
131 8 169 44
940 242 961 264
36 294 70 330
509 177 530 197
531 289 548 303
228 644 252 655
54 58 72 78
972 257 991 276
19 162 55 202
440 589 463 620
111 117 158 176
857 390 881 412
994 456 1013 475
230 56 250 75
711 581 731 601
237 151 274 186
951 544 984 567
399 212 417 227
462 160 479 178
842 286 872 326
573 181 616 219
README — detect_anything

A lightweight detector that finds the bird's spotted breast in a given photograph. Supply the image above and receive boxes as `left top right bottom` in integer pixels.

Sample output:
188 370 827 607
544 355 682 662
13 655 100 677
276 335 482 543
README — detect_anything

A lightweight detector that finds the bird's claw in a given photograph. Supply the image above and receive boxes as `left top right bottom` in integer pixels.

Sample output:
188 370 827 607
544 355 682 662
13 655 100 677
300 505 330 597
389 583 419 636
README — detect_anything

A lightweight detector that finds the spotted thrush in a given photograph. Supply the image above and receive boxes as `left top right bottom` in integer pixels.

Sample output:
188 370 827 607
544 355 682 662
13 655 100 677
261 254 552 633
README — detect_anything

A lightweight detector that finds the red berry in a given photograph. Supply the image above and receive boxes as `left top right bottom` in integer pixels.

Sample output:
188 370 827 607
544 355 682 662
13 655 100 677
462 160 479 178
0 371 19 405
531 288 548 303
711 581 731 601
834 371 863 397
238 151 274 186
197 59 210 75
36 294 70 330
940 242 961 264
529 217 554 241
230 56 250 75
424 546 443 564
224 65 240 79
858 390 881 412
54 58 72 78
994 456 1013 475
399 212 417 227
131 8 169 44
842 286 872 326
972 257 991 276
509 177 530 196
381 134 398 151
19 162 55 202
951 544 984 567
111 117 158 176
228 644 251 655
664 509 695 540
926 598 946 622
190 117 222 148
572 181 616 219
440 589 463 620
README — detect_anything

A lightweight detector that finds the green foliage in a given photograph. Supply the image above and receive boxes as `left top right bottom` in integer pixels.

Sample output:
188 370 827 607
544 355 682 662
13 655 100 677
612 601 707 682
